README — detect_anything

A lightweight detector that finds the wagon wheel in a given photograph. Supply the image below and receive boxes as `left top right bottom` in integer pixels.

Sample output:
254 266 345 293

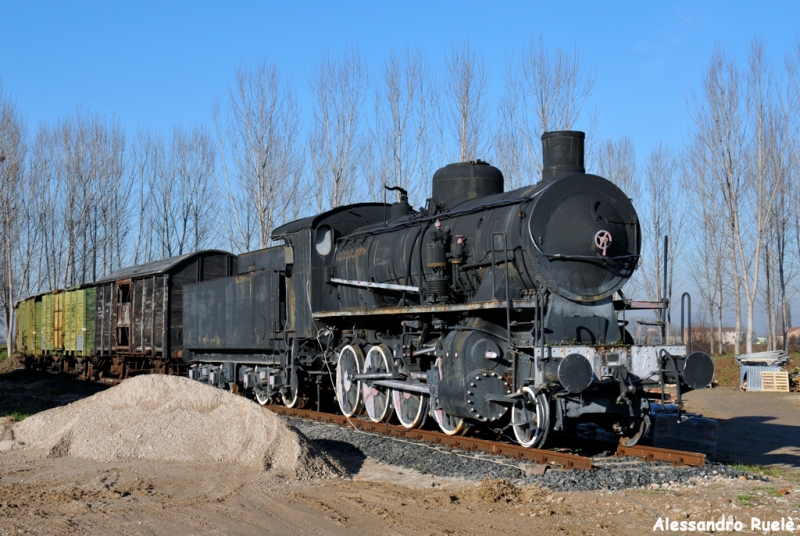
619 414 651 447
362 345 394 423
255 388 271 406
433 406 467 436
392 387 428 429
511 386 550 448
282 367 305 408
336 345 365 417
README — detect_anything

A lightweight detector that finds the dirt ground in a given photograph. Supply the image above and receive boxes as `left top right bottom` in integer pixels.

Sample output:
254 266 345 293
1 367 799 534
683 388 800 468
1 449 799 535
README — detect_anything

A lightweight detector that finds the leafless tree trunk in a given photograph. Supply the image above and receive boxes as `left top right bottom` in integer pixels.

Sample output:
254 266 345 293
309 49 368 212
441 39 490 163
496 36 595 187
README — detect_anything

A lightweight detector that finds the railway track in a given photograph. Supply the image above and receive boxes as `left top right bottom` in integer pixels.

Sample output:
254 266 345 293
45 371 707 471
266 406 706 470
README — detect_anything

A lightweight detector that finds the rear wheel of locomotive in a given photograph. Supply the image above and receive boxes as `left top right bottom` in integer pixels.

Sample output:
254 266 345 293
336 345 365 417
362 345 394 423
392 388 428 429
511 386 550 448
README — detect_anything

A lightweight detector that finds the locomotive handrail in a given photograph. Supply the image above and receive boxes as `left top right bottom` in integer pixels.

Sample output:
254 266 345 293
341 193 543 240
542 253 640 261
329 277 421 293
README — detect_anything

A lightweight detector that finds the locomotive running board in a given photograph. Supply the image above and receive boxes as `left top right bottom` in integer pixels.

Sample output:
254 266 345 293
314 298 539 318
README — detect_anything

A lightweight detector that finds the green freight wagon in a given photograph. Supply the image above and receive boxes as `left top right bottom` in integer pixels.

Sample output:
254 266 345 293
63 286 96 356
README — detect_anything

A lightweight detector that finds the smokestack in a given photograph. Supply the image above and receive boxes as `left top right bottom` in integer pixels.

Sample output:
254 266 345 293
541 130 585 184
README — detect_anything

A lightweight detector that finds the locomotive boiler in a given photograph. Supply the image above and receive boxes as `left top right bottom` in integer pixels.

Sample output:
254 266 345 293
182 130 714 448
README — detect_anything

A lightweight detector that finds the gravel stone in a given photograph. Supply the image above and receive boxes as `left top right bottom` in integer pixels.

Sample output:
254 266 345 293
286 417 762 491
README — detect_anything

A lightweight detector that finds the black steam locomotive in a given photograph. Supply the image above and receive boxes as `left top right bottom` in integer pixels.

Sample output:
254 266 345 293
183 131 714 448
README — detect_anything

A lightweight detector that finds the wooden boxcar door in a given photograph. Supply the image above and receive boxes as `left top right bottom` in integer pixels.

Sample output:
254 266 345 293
115 280 132 350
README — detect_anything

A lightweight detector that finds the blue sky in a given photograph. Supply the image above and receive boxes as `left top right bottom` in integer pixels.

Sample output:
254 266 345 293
2 1 799 332
2 1 798 160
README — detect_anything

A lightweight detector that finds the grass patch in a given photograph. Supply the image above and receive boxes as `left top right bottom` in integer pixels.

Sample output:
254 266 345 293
731 464 784 478
5 411 30 422
641 489 671 495
0 348 6 361
736 494 755 506
712 355 740 387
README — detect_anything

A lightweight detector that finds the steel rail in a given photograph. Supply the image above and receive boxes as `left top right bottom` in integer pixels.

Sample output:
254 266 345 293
266 405 594 470
615 444 706 467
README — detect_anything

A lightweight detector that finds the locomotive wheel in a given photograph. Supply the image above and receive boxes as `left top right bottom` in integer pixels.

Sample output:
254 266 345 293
511 386 550 448
392 388 428 429
619 414 651 447
433 406 467 436
255 388 271 406
362 345 394 423
336 345 365 417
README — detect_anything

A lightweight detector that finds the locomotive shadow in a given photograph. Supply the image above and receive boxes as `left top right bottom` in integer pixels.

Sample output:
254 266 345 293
0 369 108 419
711 415 800 468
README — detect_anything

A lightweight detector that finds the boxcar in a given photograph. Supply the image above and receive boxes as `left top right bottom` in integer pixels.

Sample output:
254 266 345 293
90 250 237 378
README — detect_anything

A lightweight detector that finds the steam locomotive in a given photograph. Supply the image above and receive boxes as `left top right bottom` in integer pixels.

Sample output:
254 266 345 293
182 130 714 448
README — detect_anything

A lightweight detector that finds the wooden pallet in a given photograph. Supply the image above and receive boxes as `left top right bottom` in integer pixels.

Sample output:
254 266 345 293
760 371 790 392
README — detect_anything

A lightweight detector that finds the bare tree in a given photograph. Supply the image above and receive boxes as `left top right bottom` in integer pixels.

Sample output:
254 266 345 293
131 128 161 264
0 82 27 356
685 136 730 355
132 126 216 259
738 40 782 354
34 109 130 287
687 46 748 355
441 39 490 163
309 49 368 211
640 143 686 342
368 48 432 208
496 36 595 187
215 59 304 251
595 135 639 199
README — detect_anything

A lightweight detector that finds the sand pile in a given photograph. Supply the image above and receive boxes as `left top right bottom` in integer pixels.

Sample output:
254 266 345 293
11 375 344 479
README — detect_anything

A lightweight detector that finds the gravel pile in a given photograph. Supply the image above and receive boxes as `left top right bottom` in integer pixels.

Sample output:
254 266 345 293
12 375 344 479
287 417 761 491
